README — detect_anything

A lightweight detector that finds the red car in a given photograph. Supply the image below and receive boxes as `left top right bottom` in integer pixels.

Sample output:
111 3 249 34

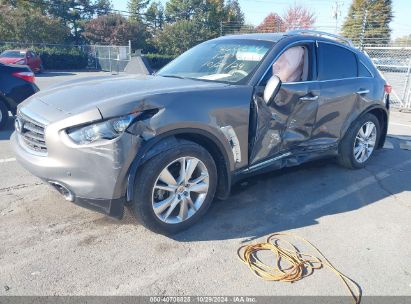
0 50 43 73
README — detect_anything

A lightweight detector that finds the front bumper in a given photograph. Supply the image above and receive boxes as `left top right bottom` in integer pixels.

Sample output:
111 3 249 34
11 131 142 219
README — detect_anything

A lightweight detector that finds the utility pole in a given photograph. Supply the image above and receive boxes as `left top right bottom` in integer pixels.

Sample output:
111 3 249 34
220 21 223 36
359 8 368 49
331 0 344 34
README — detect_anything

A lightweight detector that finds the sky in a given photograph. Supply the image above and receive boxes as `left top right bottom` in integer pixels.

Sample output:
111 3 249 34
111 0 410 39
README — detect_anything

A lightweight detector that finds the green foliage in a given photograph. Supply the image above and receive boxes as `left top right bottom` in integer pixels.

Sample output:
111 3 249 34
0 4 70 43
341 0 393 45
37 47 89 69
1 0 249 64
83 13 148 50
146 1 164 31
152 19 213 55
143 53 175 70
128 0 150 22
43 0 113 44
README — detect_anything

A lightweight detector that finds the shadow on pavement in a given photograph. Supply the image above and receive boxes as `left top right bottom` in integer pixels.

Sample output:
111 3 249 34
36 71 77 77
0 116 14 140
171 136 411 242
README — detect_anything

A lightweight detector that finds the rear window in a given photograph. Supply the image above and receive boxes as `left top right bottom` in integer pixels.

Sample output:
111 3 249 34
0 51 26 58
317 43 357 80
359 61 372 77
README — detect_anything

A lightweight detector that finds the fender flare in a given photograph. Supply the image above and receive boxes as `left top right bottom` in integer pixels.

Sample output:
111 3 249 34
126 128 233 202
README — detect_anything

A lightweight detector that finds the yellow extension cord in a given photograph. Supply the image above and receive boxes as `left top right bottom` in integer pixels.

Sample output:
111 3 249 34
237 233 361 304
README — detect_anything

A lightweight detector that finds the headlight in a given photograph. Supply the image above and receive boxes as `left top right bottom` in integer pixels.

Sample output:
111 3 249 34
66 113 139 145
16 59 25 64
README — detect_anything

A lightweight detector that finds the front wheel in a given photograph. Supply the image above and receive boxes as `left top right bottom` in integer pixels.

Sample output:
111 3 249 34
338 113 380 169
131 141 217 234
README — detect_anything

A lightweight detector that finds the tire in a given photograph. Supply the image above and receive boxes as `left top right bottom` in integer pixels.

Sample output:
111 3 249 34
131 141 217 234
338 113 380 169
0 101 9 130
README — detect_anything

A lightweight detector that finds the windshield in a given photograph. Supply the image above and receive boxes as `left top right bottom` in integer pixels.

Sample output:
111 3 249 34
158 39 273 84
0 51 26 58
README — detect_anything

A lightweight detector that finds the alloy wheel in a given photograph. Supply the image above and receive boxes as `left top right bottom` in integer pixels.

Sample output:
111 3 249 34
353 121 377 163
152 156 209 224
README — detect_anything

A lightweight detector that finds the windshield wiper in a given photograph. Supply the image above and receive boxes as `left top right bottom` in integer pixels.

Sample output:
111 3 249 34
159 75 187 79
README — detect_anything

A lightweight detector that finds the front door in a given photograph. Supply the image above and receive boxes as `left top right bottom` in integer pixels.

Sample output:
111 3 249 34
249 42 320 166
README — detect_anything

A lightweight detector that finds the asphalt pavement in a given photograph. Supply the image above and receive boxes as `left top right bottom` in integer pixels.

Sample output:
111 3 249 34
0 71 410 298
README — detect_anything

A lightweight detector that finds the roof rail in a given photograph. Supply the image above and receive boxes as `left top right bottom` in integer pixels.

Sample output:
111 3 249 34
286 30 354 47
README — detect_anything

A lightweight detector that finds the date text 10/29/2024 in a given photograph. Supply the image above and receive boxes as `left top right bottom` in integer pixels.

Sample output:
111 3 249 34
149 297 257 303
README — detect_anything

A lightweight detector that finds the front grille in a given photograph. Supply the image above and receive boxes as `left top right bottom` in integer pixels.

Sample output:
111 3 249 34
17 113 47 155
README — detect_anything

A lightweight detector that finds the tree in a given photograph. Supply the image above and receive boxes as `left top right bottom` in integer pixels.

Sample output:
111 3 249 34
165 0 203 22
128 0 150 23
342 0 393 45
146 1 164 32
0 3 70 43
152 19 212 55
256 13 284 33
43 0 113 44
83 13 148 49
282 5 316 31
225 0 244 24
222 0 244 33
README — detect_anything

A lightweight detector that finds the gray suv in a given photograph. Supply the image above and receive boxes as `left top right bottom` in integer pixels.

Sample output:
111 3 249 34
12 31 390 234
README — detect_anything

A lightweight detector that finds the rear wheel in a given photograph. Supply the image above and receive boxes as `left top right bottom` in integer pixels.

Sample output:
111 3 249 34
131 141 217 234
0 101 9 130
338 113 380 169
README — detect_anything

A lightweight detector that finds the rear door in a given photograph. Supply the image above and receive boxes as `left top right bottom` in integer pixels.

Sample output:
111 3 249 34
249 41 320 165
311 42 372 148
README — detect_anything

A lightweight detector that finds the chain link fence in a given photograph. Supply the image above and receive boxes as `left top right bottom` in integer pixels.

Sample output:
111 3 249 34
89 42 131 73
364 46 411 109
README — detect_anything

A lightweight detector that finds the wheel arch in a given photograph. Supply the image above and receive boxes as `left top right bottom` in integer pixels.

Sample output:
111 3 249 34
0 94 12 113
341 105 388 150
126 128 233 203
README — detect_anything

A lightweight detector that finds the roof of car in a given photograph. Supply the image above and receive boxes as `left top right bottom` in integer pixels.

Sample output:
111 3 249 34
216 31 356 50
217 33 286 42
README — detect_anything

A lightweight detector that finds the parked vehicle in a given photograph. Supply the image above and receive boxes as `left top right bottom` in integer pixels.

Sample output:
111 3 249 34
0 50 43 73
0 63 39 129
12 31 390 234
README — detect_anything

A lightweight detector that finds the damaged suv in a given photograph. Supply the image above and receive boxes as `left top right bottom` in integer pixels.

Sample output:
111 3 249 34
12 31 389 234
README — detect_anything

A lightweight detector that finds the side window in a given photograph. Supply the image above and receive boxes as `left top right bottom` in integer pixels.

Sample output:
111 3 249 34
260 43 312 86
317 42 358 80
359 61 372 77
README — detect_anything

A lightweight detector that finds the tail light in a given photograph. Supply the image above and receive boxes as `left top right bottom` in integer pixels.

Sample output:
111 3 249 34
384 84 392 94
12 71 35 83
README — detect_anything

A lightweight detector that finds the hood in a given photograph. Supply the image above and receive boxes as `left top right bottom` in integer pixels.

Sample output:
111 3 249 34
21 74 229 121
0 57 23 64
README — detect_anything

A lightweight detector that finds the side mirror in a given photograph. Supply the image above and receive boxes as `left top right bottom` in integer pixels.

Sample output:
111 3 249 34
263 75 281 104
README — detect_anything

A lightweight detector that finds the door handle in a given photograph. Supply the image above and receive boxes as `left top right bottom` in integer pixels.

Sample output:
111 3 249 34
300 95 319 102
357 89 370 95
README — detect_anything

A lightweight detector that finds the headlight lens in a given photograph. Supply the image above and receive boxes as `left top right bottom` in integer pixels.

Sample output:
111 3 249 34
16 59 25 64
67 113 139 145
